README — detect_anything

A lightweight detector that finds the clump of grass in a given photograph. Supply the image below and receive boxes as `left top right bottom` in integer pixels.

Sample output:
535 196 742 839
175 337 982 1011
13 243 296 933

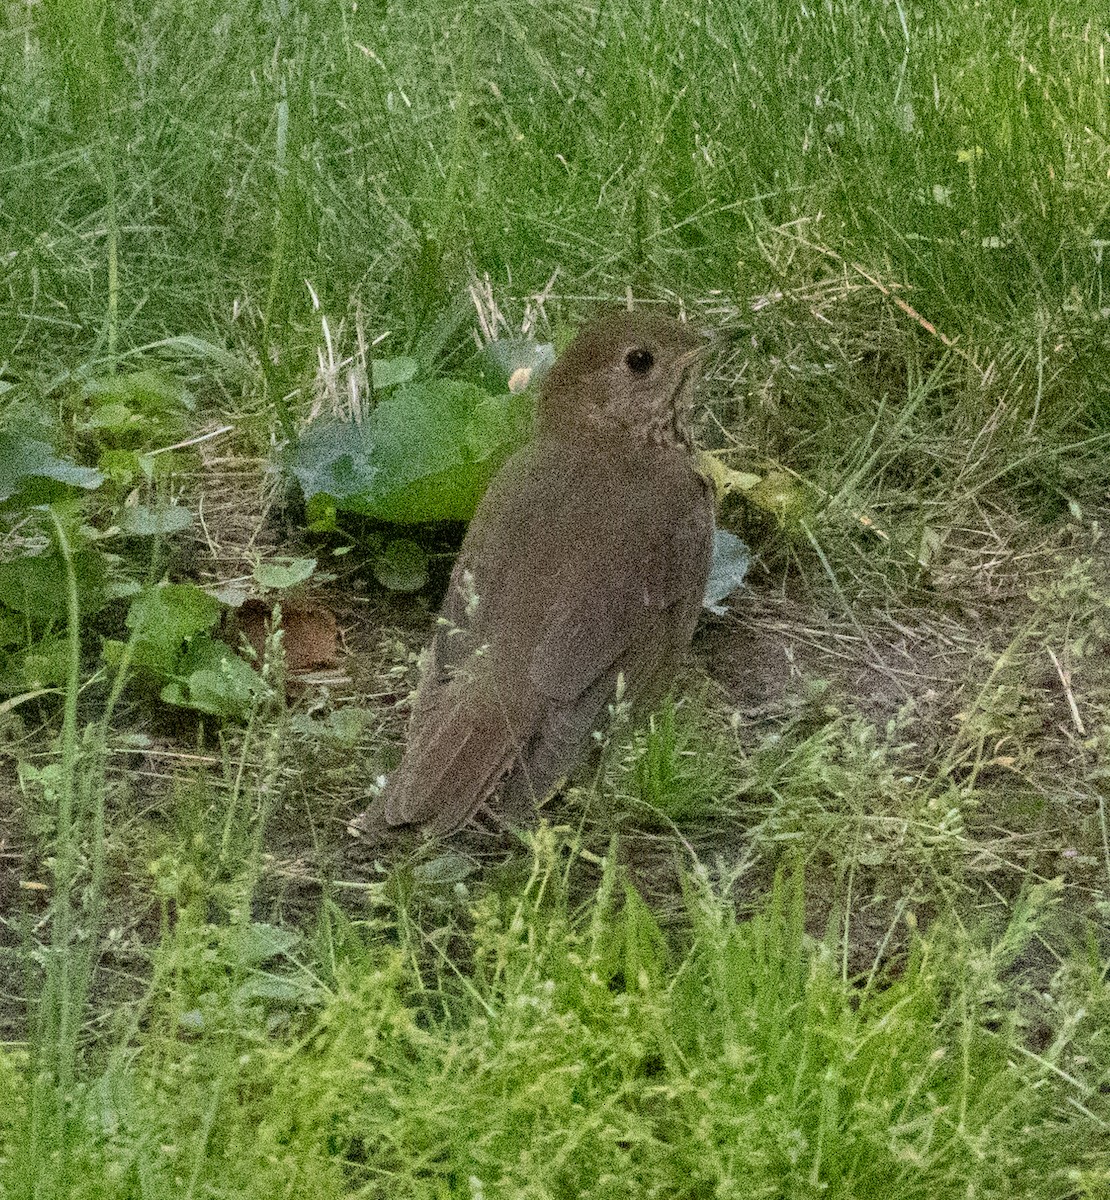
611 693 741 824
0 835 1100 1198
743 705 976 888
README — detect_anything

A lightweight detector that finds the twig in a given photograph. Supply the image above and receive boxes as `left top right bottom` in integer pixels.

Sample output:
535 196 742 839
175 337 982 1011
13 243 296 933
1046 646 1085 735
147 424 234 456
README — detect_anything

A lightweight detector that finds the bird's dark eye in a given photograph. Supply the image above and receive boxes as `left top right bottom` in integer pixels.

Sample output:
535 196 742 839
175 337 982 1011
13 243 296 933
625 347 655 374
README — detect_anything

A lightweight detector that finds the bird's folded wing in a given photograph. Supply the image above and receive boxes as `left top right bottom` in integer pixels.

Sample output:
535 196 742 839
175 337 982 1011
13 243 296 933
529 504 712 705
361 446 712 836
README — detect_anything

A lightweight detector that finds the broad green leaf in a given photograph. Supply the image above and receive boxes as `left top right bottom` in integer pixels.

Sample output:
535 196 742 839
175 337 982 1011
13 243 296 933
748 470 809 519
233 975 315 1004
0 612 23 649
116 503 194 536
0 636 70 693
83 369 194 415
0 547 109 623
208 581 252 608
288 423 380 507
288 376 535 523
83 402 142 435
305 495 340 533
161 637 268 719
290 706 369 746
696 451 761 504
105 578 142 601
253 557 317 590
288 379 533 524
229 921 299 965
99 449 160 488
465 390 534 458
0 433 104 503
413 853 476 886
373 538 429 592
81 369 193 448
371 356 418 390
125 583 222 674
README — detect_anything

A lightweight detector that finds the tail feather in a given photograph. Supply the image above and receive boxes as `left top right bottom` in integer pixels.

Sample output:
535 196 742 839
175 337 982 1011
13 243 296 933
380 698 524 835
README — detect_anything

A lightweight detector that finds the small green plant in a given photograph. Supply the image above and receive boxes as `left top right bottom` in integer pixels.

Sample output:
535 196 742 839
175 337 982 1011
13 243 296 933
106 582 270 721
746 709 974 888
620 695 739 822
0 373 289 719
0 507 109 694
288 365 535 526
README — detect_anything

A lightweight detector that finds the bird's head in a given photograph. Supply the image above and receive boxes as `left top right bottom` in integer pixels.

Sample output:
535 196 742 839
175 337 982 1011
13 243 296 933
537 311 709 449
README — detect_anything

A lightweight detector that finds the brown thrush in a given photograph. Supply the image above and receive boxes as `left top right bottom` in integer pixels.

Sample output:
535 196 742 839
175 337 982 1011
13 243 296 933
350 310 715 840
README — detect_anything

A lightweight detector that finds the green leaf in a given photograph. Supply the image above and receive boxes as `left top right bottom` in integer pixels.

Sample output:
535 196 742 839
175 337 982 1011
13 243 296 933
305 495 340 532
0 612 23 650
160 637 268 720
373 538 429 592
233 975 313 1005
288 379 533 523
84 368 194 415
208 581 252 608
105 577 142 601
0 547 108 623
0 637 70 694
98 449 157 488
703 529 751 614
747 470 809 520
80 369 192 449
287 423 381 506
413 853 476 886
116 503 194 536
83 402 140 434
229 921 299 965
371 356 418 390
465 390 535 460
470 338 555 394
125 583 222 674
147 334 247 377
0 433 104 503
252 557 317 590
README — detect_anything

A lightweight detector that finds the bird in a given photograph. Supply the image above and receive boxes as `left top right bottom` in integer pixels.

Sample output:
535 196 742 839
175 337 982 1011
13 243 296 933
349 309 715 841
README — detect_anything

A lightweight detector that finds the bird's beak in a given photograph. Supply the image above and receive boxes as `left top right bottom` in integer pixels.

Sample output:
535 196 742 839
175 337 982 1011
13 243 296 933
673 335 716 373
669 344 710 415
671 341 713 400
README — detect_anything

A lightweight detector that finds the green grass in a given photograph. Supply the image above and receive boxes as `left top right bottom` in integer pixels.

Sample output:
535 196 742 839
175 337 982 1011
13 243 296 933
2 0 1110 1195
2 1 1107 373
2 845 1105 1199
